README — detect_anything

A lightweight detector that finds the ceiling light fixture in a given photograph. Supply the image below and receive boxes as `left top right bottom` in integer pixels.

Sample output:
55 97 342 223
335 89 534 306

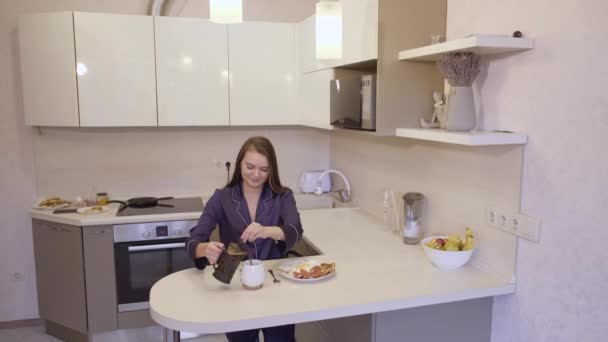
210 0 243 24
316 1 342 60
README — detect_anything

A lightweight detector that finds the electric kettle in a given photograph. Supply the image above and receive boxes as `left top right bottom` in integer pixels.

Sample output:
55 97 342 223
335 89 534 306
299 171 332 193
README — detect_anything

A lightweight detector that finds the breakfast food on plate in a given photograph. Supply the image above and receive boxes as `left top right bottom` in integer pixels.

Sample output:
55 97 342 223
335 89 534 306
293 262 335 279
82 206 105 214
425 227 475 251
37 197 72 209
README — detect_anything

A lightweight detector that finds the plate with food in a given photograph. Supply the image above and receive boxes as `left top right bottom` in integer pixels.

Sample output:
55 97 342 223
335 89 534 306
276 259 336 282
76 206 109 215
33 197 73 210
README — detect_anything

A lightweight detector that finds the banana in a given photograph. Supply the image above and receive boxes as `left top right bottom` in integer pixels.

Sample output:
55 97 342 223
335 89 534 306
463 227 475 250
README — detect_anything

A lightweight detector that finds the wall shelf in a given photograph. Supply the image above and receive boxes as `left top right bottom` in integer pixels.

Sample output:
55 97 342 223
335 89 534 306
395 128 528 146
398 35 534 62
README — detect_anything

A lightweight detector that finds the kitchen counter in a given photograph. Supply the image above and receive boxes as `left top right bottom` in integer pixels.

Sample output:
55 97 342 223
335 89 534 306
149 208 515 334
29 194 334 226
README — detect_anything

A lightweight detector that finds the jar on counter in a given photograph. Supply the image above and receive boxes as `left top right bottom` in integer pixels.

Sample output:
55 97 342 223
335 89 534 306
96 192 109 205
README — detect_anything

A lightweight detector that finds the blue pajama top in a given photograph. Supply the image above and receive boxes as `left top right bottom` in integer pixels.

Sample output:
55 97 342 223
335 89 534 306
186 182 303 268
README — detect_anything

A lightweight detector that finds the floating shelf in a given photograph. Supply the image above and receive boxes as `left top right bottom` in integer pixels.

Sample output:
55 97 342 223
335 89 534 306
395 128 528 146
398 35 534 62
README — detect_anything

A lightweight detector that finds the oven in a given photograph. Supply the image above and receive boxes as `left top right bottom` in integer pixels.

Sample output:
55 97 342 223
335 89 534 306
114 220 196 312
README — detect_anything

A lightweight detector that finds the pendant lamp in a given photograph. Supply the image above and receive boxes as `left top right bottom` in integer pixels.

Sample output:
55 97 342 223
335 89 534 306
316 1 342 60
210 0 243 24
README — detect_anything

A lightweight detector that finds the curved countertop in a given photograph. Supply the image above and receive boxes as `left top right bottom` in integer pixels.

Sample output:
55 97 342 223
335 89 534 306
149 208 515 334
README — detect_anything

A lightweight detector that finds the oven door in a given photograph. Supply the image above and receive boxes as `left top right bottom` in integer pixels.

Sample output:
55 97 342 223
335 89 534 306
114 237 191 312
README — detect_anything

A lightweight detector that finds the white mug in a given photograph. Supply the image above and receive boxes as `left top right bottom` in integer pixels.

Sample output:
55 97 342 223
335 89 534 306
241 260 265 289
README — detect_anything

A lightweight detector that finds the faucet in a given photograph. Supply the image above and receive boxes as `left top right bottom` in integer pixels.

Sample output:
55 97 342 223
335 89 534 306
315 169 351 202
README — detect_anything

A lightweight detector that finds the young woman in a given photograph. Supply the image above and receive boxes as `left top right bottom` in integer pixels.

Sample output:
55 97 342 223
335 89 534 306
186 136 302 342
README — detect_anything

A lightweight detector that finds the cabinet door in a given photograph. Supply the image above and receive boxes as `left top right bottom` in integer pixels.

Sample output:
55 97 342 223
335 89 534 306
296 0 378 72
18 12 79 126
299 69 334 129
296 315 373 342
342 0 378 64
296 16 335 74
74 12 157 127
228 22 297 125
155 17 229 126
83 226 117 333
32 220 87 333
299 69 362 129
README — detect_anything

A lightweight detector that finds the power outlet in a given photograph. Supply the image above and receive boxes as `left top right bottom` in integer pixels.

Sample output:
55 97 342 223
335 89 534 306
486 207 541 242
485 208 507 228
11 272 24 282
511 213 541 242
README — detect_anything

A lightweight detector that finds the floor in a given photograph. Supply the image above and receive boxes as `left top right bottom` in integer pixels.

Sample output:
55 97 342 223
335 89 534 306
0 326 229 342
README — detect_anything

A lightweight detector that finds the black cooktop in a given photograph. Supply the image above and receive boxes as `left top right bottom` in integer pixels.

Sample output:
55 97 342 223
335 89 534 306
116 197 203 217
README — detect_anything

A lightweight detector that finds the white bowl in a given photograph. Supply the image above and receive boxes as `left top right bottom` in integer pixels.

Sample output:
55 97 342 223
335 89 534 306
421 236 475 270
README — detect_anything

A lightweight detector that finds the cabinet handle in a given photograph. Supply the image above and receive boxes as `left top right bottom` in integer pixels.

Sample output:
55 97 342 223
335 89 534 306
50 227 59 232
60 228 71 233
128 243 185 252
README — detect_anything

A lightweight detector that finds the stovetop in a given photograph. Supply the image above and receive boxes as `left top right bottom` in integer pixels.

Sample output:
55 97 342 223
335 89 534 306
116 197 203 217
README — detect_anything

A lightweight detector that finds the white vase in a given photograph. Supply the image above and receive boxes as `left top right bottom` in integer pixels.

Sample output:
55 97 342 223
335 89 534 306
446 86 476 131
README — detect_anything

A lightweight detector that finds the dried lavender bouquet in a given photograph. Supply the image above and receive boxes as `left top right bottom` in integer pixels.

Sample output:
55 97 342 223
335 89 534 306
436 52 481 86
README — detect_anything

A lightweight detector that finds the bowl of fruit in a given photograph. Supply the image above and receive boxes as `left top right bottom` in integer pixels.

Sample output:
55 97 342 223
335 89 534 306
421 228 475 270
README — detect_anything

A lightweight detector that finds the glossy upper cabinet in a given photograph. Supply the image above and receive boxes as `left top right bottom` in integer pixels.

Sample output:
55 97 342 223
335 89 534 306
297 0 378 73
296 16 335 74
299 69 334 129
299 69 363 129
74 12 157 127
155 17 229 126
228 22 298 126
342 0 378 64
18 12 79 126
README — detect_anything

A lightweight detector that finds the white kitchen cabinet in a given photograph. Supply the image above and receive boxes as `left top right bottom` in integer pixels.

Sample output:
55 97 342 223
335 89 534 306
299 69 334 129
74 12 157 127
296 16 335 74
297 0 378 73
299 68 362 129
18 12 79 126
342 0 378 63
228 22 298 126
155 17 229 126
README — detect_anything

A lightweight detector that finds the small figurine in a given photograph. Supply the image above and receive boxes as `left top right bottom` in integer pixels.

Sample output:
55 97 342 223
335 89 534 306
420 90 446 128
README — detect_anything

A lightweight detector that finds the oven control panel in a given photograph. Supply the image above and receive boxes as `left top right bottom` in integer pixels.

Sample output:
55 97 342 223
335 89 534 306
113 220 196 242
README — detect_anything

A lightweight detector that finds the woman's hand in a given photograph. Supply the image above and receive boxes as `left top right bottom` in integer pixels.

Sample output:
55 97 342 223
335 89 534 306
241 223 285 242
199 242 224 265
241 223 265 242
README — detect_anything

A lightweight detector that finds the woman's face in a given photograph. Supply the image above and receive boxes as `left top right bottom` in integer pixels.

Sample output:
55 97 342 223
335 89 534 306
241 149 269 190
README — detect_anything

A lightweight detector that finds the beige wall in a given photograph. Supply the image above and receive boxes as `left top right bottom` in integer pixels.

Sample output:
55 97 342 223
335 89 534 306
330 132 522 283
33 127 329 200
4 0 606 340
0 0 319 322
330 1 608 341
447 1 608 341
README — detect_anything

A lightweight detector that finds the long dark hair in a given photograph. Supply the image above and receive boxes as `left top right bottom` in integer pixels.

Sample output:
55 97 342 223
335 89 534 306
226 136 288 194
